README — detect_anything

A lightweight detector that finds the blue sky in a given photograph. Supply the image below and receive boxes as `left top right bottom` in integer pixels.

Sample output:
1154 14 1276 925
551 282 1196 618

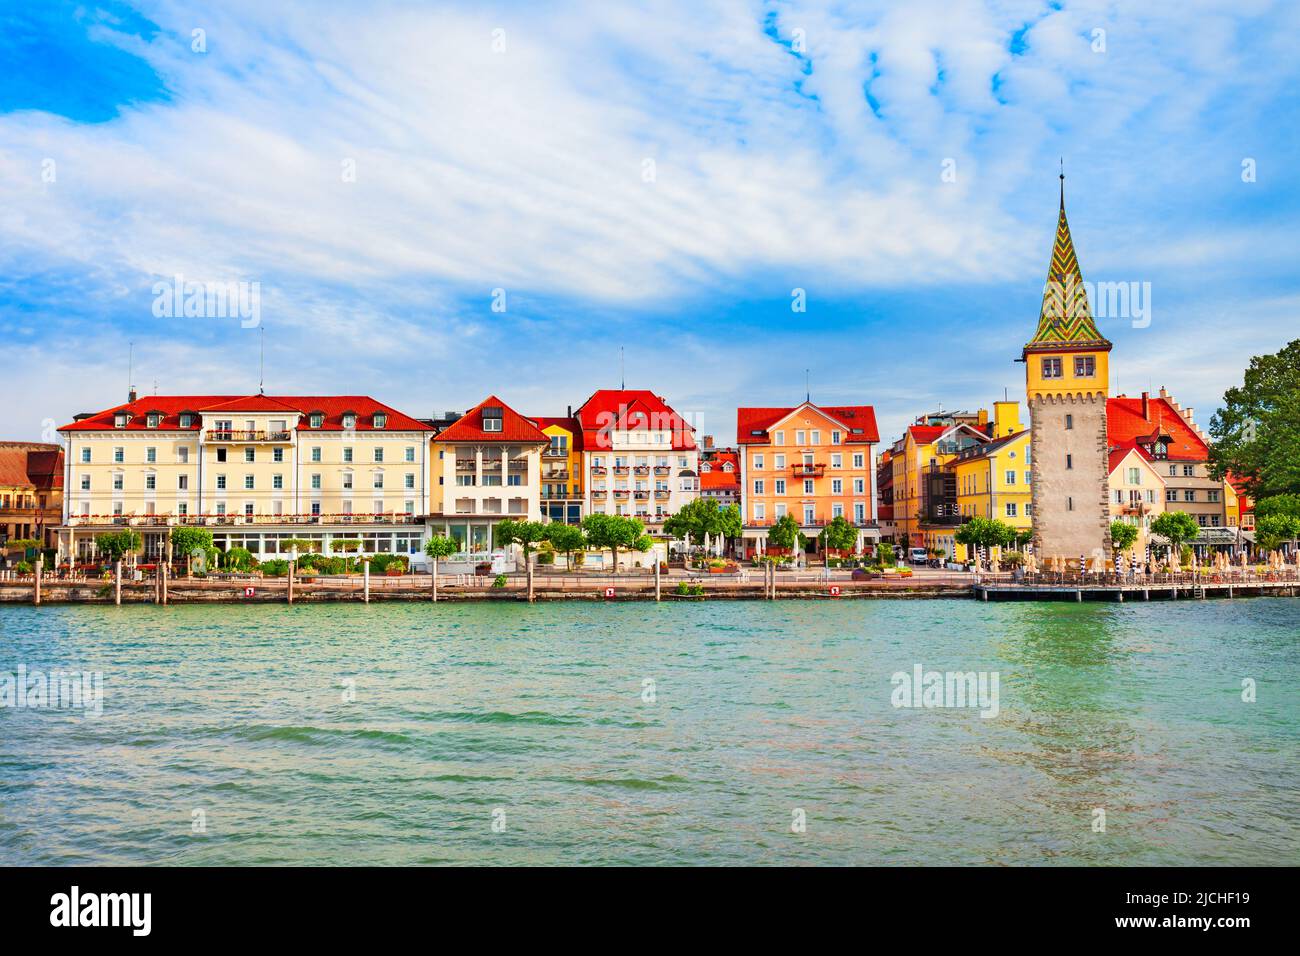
2 0 1298 446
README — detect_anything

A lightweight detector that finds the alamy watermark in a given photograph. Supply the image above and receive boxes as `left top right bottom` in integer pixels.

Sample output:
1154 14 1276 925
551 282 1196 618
0 664 103 716
152 273 260 328
1044 276 1152 329
891 663 999 718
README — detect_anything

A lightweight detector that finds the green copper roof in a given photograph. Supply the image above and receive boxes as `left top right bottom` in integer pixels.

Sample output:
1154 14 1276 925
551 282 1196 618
1026 186 1111 351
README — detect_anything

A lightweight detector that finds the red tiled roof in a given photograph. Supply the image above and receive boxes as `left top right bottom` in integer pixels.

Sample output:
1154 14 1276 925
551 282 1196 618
0 443 63 491
437 396 548 444
1108 396 1208 462
906 425 947 445
58 395 431 433
736 403 879 445
528 416 585 451
574 389 697 451
700 452 739 491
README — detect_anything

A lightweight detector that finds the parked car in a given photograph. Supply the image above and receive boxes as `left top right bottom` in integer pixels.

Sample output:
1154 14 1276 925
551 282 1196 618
908 547 929 565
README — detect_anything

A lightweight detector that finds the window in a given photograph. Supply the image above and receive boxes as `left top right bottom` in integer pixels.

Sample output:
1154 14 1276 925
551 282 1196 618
1025 503 1033 516
832 503 844 518
1145 489 1155 503
244 447 255 462
1066 454 1073 470
1005 470 1016 485
342 473 354 490
1167 489 1178 502
311 447 322 463
374 448 384 463
854 503 865 523
373 474 384 489
774 479 786 495
774 431 784 445
177 503 188 516
309 413 324 428
803 505 815 524
1042 357 1062 378
342 413 357 429
405 447 415 463
178 475 188 491
852 453 864 469
831 454 842 469
810 431 820 445
853 478 865 494
1184 490 1195 502
1208 489 1220 502
114 413 128 428
1005 503 1018 517
216 447 227 463
273 448 284 463
216 474 227 490
482 410 504 433
1127 467 1141 485
179 413 194 428
113 447 124 463
832 432 841 445
795 430 806 445
803 479 814 495
1024 471 1031 485
311 474 321 490
1074 356 1095 377
215 502 226 516
753 503 765 521
273 474 283 490
405 500 415 515
80 447 91 463
1169 465 1177 476
1067 496 1073 511
178 446 189 464
244 503 255 517
373 413 387 429
774 454 785 469
244 475 254 490
311 501 321 516
753 480 764 495
80 475 90 491
145 447 157 463
831 479 842 494
1183 464 1194 477
404 473 415 490
343 447 353 463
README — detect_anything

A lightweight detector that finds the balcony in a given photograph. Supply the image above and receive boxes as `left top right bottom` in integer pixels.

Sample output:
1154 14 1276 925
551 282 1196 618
544 469 570 481
205 429 292 443
654 490 671 500
791 463 825 477
507 459 528 471
590 466 607 476
613 489 630 499
633 490 650 500
455 458 476 470
633 465 650 475
653 466 671 476
542 448 569 459
612 466 630 476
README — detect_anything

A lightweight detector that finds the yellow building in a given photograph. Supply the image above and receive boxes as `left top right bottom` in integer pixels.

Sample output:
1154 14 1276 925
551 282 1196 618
1107 446 1166 556
531 415 585 525
890 409 990 548
56 392 436 563
945 402 1031 561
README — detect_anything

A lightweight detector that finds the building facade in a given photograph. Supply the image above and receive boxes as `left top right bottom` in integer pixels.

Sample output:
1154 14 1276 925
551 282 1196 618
736 401 880 558
1107 445 1166 554
531 415 585 525
0 442 64 551
55 393 435 563
698 439 740 508
1024 182 1113 565
574 389 699 531
946 402 1031 560
890 413 990 549
429 396 548 551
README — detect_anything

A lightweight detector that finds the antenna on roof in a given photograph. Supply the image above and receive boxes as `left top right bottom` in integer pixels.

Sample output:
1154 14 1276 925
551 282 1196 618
259 326 265 394
805 369 810 404
620 346 625 390
127 342 136 403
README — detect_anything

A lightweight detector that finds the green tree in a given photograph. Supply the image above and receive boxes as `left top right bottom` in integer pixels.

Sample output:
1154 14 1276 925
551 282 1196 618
1208 338 1300 498
1255 494 1300 520
494 519 549 564
331 539 363 572
424 533 458 601
716 504 742 552
767 514 806 555
955 517 1015 555
223 546 257 572
544 523 586 568
94 530 142 562
581 513 645 572
1109 520 1139 560
1151 511 1200 562
1014 528 1034 550
818 515 859 554
1254 513 1300 552
169 526 213 576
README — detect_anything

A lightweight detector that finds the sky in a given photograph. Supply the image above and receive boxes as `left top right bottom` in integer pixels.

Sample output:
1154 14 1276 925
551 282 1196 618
2 0 1298 447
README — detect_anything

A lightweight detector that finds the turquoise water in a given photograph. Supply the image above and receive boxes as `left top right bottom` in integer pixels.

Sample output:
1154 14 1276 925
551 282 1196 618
1 600 1297 865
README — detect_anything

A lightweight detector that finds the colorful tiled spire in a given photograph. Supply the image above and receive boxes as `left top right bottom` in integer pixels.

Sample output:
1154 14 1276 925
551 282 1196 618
1026 173 1111 350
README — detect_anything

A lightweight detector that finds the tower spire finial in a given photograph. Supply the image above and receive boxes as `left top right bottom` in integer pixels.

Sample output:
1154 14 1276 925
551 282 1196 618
1059 157 1065 207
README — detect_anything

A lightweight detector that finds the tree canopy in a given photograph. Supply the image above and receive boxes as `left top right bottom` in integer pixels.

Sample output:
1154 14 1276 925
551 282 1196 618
1255 514 1300 551
544 523 586 562
493 520 549 559
94 530 142 561
1209 338 1300 499
581 514 646 571
955 517 1016 551
424 534 458 560
818 515 859 553
766 514 805 552
1109 520 1139 554
1150 511 1200 553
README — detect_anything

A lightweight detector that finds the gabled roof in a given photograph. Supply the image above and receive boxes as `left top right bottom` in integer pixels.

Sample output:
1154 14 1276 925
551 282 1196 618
58 396 431 432
0 443 63 491
529 416 585 451
437 396 548 444
947 429 1028 467
574 389 696 451
1107 396 1208 462
1026 183 1111 353
700 451 740 491
1107 444 1166 476
736 402 879 445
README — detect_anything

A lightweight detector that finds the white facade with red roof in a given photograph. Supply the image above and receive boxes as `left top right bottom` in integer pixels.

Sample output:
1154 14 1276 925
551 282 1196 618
573 388 699 529
55 392 436 563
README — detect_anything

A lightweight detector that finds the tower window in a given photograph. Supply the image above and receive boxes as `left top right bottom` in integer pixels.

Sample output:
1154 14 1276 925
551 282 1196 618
1065 414 1073 430
1066 454 1073 469
1041 357 1063 378
1074 356 1096 377
1067 497 1074 511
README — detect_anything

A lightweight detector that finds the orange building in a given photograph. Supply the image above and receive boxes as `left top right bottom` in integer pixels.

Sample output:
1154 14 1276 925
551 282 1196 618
736 401 879 559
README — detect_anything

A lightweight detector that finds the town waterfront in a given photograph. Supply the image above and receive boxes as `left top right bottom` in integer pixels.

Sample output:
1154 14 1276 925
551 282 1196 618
2 600 1297 866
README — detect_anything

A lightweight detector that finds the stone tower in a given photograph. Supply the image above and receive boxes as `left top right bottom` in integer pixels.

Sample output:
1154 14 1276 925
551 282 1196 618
1024 176 1112 566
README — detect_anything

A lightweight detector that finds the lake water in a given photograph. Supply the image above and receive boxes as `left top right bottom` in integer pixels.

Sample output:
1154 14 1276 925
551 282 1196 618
1 599 1297 865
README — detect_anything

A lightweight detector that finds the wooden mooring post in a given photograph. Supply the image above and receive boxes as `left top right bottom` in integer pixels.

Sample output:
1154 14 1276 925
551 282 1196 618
33 555 42 606
287 559 295 605
363 559 371 604
114 560 122 606
654 560 661 602
527 560 534 603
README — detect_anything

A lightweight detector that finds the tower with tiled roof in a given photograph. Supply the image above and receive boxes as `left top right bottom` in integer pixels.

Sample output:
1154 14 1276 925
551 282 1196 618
1023 173 1112 565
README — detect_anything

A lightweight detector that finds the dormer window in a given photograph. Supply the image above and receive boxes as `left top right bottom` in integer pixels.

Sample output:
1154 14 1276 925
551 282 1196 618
482 407 503 433
113 412 130 428
722 462 734 472
179 413 194 428
342 412 357 429
701 463 712 472
309 412 325 429
373 413 387 429
146 412 163 428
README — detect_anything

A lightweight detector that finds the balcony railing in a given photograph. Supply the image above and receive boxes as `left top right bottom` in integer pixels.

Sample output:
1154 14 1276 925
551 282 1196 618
612 466 630 475
205 429 292 442
791 463 825 477
633 465 650 475
544 469 570 481
507 459 528 471
542 448 569 459
612 489 630 499
65 512 423 527
633 490 650 499
653 466 671 476
455 458 476 470
590 466 607 476
654 490 671 500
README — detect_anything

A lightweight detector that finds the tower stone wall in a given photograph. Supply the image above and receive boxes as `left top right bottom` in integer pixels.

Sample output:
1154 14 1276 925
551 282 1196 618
1029 392 1110 561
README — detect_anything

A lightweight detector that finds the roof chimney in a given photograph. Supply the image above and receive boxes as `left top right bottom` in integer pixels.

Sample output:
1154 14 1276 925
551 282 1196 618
703 435 715 449
1141 391 1150 421
128 387 137 403
567 405 572 418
